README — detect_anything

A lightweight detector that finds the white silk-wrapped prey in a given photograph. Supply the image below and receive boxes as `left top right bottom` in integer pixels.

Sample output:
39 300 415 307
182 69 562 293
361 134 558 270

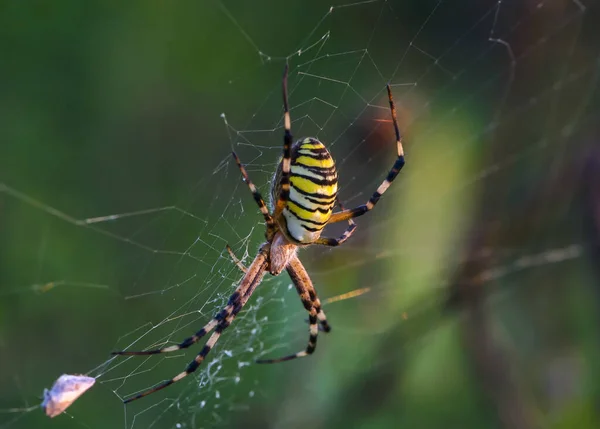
41 374 95 418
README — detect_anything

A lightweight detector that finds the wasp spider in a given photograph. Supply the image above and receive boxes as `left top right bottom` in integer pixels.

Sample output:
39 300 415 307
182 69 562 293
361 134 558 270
112 65 405 403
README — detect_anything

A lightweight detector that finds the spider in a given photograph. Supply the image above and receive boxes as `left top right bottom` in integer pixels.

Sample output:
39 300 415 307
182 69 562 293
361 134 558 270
112 65 405 403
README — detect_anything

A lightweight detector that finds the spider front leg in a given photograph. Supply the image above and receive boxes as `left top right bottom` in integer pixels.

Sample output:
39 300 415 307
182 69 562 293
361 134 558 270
328 84 405 225
256 254 321 364
231 151 274 228
273 64 293 218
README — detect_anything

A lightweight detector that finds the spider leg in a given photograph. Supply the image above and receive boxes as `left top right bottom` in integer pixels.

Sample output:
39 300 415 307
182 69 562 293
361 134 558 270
226 244 247 273
257 308 318 364
303 288 331 332
113 254 265 356
328 84 405 224
119 254 268 403
231 151 274 227
273 64 293 218
315 197 357 247
122 318 230 403
111 313 221 356
310 198 363 328
311 291 331 333
256 254 321 364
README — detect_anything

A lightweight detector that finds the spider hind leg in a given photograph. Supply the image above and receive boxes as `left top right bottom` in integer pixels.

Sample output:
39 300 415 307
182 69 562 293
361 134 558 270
256 254 324 364
111 316 222 356
257 307 319 364
113 253 268 403
315 197 358 247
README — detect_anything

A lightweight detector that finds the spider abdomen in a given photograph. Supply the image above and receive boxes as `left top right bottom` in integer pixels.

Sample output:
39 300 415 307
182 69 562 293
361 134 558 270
277 138 338 244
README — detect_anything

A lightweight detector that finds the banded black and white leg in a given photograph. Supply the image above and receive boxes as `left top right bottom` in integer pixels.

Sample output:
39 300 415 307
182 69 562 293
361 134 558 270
315 197 357 247
327 84 405 225
274 63 293 218
256 254 322 364
231 151 274 228
119 315 233 403
153 281 262 404
112 253 268 403
306 282 331 333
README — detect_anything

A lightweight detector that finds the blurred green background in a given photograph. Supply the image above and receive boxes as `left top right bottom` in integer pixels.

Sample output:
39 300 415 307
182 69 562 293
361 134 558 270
1 1 599 428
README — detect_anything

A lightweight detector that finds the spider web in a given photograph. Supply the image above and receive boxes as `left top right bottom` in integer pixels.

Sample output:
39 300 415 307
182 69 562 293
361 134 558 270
1 0 598 428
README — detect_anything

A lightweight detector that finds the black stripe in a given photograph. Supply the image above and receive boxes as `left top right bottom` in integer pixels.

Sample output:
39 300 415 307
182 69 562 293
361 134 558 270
351 205 369 217
291 173 337 187
179 333 203 349
320 238 340 246
296 223 323 232
291 185 337 202
227 291 240 306
252 191 266 209
298 146 328 154
369 191 382 205
198 344 212 358
299 165 337 177
185 356 201 373
385 157 405 182
296 151 331 160
214 308 229 321
304 194 336 206
286 208 328 227
288 196 332 214
280 187 290 202
216 320 232 332
231 302 243 317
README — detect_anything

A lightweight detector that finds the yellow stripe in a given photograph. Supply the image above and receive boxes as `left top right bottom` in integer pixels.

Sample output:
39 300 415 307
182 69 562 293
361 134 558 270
287 200 332 223
290 176 337 196
299 142 325 150
295 155 335 169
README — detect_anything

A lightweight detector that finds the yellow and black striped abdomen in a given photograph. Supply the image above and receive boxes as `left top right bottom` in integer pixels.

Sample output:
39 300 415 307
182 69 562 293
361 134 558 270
273 138 338 244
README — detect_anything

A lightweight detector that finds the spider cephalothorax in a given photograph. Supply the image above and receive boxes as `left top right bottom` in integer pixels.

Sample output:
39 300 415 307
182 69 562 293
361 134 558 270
111 64 405 403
